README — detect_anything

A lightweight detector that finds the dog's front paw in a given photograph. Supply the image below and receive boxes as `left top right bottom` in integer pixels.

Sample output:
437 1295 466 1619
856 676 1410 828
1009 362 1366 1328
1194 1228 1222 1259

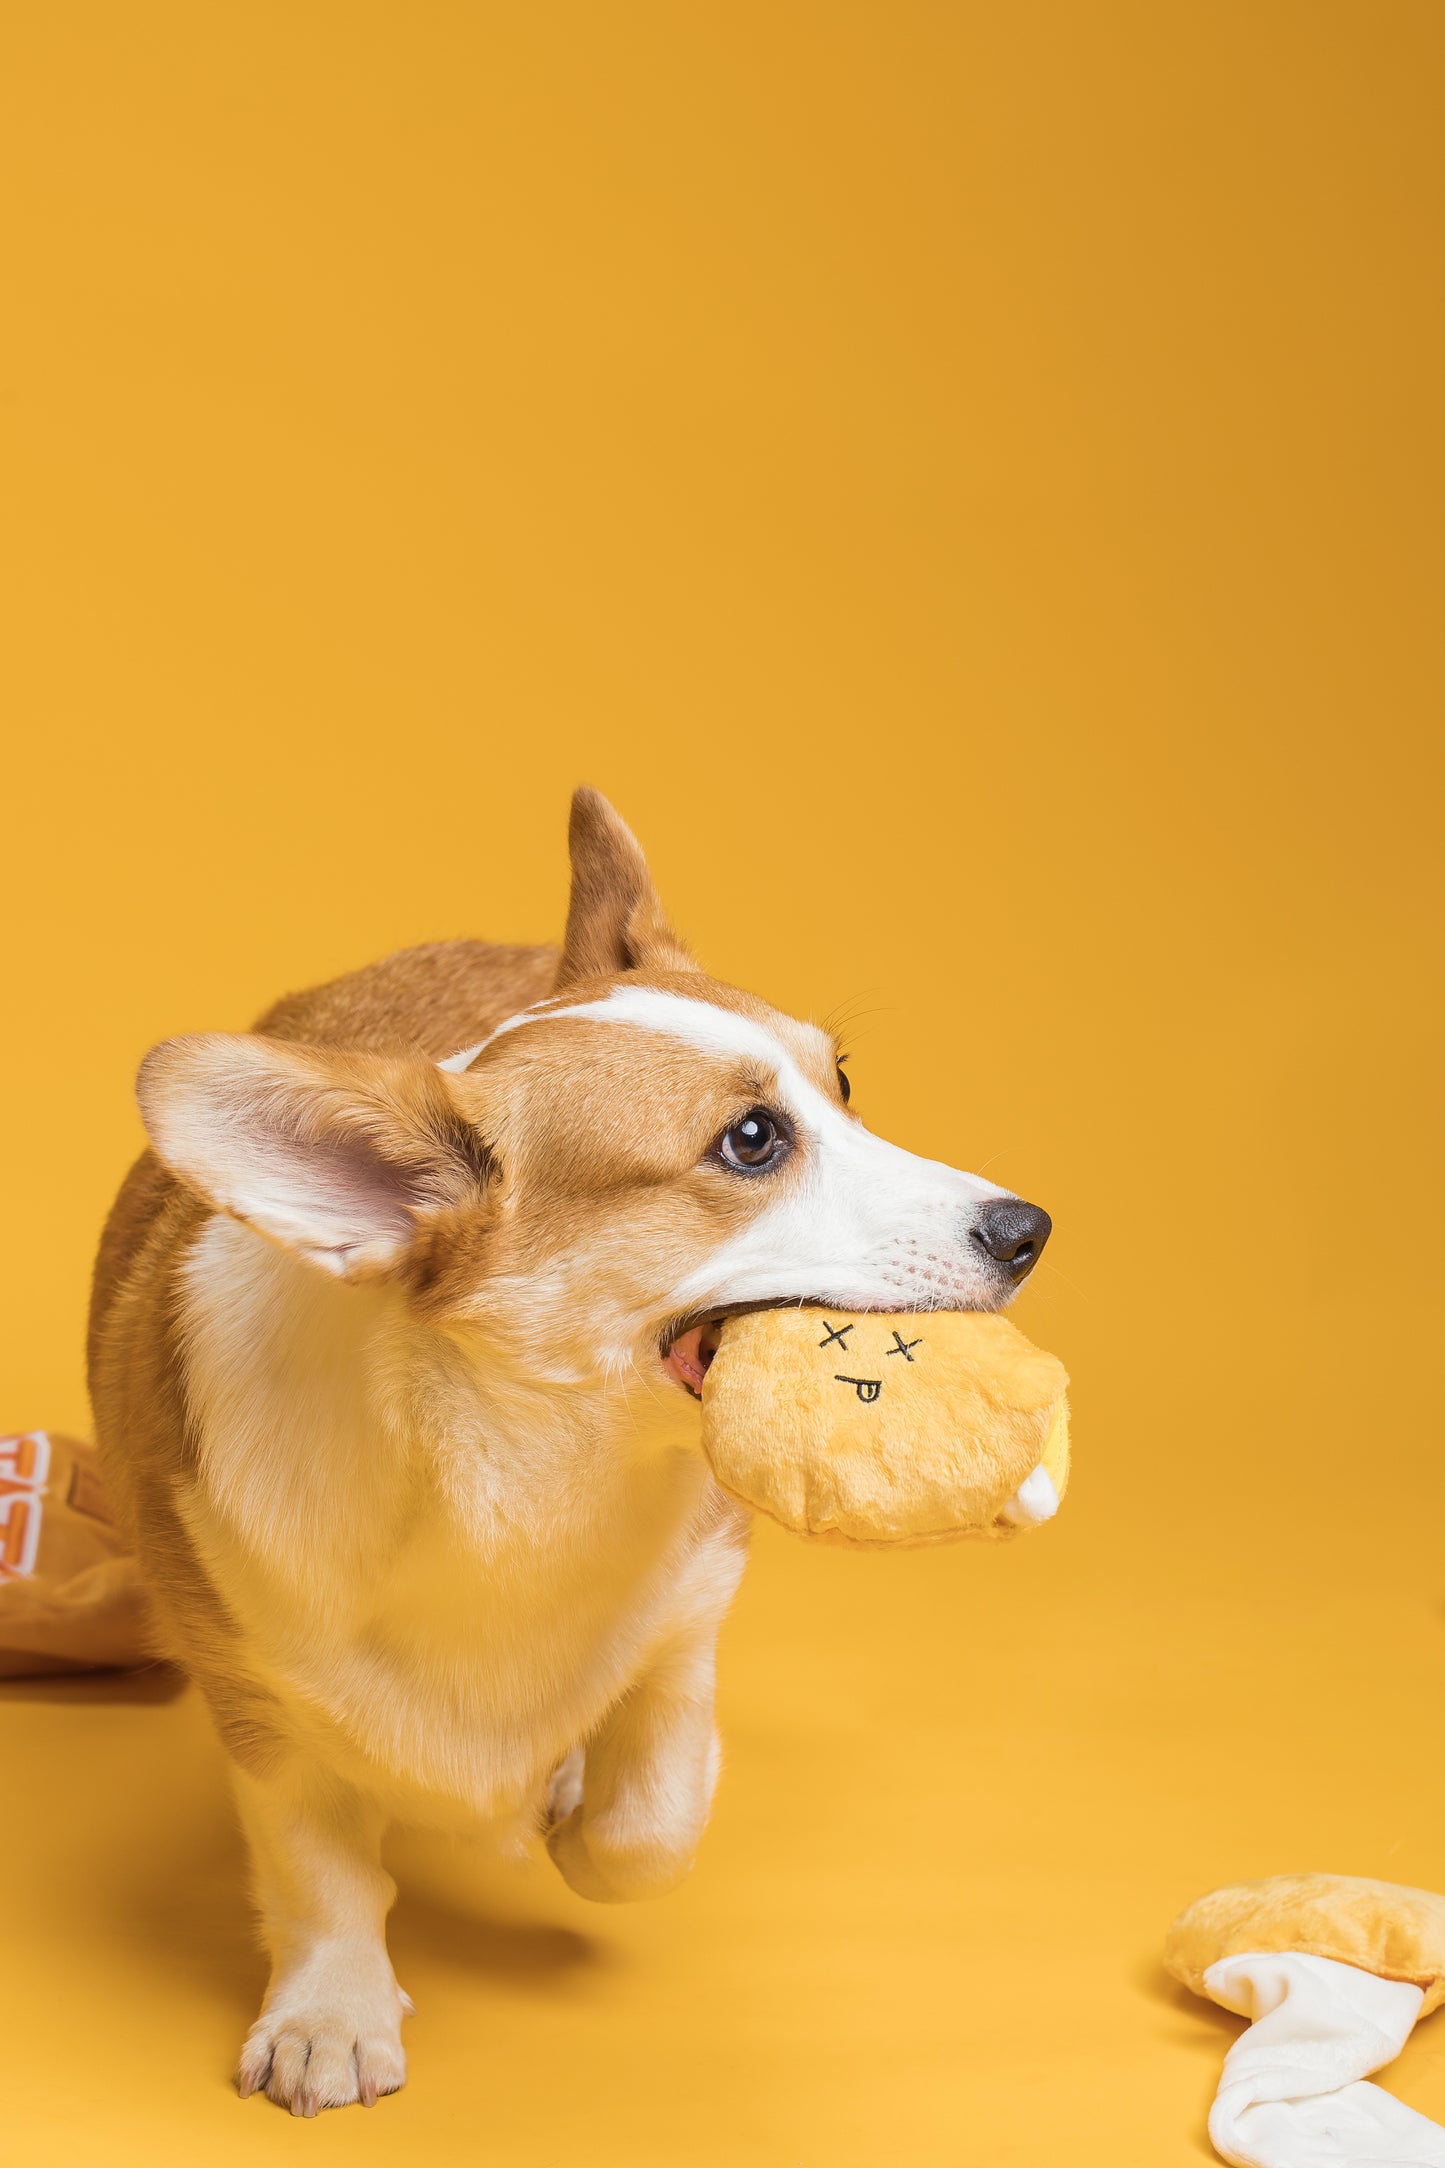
237 1977 411 2115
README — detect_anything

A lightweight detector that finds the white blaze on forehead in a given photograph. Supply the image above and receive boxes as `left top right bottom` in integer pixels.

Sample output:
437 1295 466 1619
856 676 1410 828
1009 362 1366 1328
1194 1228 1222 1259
439 985 1012 1319
436 1009 540 1071
439 987 835 1103
437 1041 491 1073
537 988 835 1099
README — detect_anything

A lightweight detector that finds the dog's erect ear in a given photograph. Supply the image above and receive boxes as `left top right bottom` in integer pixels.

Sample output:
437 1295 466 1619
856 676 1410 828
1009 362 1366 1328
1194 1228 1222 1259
554 787 694 989
137 1035 495 1279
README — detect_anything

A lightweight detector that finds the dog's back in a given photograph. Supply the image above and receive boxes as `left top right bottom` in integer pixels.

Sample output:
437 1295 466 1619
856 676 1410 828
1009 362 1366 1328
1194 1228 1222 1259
251 937 557 1057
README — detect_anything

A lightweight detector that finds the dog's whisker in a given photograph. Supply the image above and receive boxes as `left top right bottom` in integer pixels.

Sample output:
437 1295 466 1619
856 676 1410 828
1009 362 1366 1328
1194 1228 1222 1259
1033 1256 1089 1302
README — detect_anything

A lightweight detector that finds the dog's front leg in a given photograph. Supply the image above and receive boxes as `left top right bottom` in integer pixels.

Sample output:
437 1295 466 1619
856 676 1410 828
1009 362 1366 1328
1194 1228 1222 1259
546 1635 723 1904
232 1760 409 2115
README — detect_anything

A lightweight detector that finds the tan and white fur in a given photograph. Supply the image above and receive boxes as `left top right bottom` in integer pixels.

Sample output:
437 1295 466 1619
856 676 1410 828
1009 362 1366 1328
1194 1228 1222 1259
88 789 1050 2115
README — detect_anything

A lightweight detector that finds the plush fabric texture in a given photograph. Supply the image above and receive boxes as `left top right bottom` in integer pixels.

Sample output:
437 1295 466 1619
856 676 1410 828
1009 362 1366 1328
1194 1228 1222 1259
1167 1874 1445 2017
1 1432 151 1676
700 1308 1070 1548
1199 1951 1443 2168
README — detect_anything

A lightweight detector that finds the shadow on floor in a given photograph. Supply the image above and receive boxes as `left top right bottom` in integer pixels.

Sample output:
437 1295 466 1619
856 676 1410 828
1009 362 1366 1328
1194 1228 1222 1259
0 1660 187 1704
393 1879 601 1993
1137 1956 1236 2162
1139 1955 1238 2040
3 1666 603 2004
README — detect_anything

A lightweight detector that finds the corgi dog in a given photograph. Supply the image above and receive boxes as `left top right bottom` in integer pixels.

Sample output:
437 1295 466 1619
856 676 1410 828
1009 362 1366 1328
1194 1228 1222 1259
88 789 1052 2115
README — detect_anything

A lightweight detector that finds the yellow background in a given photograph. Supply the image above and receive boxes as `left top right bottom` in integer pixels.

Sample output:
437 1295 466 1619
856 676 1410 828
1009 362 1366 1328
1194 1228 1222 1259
3 6 1443 2162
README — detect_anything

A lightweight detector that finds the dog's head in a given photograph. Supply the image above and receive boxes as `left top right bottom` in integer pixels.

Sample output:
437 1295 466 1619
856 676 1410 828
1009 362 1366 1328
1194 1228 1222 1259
139 790 1050 1396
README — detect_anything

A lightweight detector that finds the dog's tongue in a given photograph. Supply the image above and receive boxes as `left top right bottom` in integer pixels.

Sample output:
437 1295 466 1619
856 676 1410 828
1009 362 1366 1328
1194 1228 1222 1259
666 1324 720 1398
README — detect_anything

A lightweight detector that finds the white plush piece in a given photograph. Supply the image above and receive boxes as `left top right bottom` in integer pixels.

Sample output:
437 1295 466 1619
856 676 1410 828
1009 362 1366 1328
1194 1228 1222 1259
1203 1950 1445 2168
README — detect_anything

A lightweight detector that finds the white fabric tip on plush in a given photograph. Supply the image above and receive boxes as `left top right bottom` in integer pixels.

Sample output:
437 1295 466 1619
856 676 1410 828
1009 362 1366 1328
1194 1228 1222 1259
999 1464 1058 1527
1202 1950 1445 2168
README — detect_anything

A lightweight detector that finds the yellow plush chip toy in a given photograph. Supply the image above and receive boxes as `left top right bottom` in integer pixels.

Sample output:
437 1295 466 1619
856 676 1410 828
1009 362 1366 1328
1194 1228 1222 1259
1166 1874 1445 2167
697 1307 1070 1548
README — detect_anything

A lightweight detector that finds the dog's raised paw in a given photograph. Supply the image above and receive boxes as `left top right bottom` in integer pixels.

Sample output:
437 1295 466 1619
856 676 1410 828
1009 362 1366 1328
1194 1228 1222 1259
543 1744 585 1833
237 2003 407 2115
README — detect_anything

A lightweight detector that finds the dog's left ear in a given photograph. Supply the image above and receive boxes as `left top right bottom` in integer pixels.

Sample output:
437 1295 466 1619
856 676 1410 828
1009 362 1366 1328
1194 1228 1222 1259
137 1034 497 1280
554 787 695 988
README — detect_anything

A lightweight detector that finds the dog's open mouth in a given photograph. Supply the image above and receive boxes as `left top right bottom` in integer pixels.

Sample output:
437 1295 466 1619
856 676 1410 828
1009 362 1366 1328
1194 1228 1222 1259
661 1297 805 1398
664 1319 724 1398
661 1299 861 1399
660 1297 930 1400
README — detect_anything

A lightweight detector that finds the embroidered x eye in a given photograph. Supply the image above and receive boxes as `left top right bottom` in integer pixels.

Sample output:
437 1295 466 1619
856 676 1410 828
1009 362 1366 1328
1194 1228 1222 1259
718 1108 789 1172
818 1320 854 1349
885 1332 921 1361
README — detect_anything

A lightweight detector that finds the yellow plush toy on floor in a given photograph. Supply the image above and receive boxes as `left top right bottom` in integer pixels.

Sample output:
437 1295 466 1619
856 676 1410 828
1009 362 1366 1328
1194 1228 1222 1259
1166 1874 1445 2167
698 1306 1070 1548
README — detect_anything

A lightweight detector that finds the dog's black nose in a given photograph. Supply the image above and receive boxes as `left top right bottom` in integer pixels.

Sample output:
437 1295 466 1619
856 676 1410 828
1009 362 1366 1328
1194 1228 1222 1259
971 1198 1052 1276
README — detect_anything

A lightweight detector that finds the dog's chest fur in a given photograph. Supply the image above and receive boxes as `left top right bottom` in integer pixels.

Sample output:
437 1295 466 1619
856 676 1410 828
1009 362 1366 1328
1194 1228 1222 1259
176 1217 745 1830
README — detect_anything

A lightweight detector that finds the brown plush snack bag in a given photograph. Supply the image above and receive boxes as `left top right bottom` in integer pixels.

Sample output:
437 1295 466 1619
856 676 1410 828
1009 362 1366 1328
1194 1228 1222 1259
0 1431 151 1676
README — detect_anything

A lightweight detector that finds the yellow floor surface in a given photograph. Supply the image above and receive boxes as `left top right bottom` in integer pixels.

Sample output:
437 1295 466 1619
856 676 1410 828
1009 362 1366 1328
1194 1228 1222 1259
6 1302 1445 2167
4 4 1444 2162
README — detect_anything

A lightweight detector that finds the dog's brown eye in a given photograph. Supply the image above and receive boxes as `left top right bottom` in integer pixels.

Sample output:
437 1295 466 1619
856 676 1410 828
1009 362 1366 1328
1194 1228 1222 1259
720 1109 785 1170
837 1062 851 1104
